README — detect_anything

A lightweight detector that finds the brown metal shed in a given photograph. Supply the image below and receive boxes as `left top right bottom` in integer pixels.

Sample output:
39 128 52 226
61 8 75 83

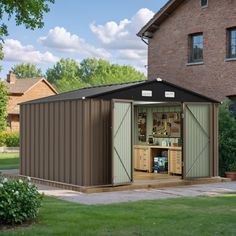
20 79 220 187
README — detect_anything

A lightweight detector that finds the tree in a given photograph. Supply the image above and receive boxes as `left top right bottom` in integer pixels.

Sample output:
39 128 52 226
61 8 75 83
0 0 54 130
46 58 146 92
219 99 236 176
0 82 8 131
0 0 54 68
46 58 88 92
80 58 146 86
12 63 42 79
0 0 54 37
46 58 80 84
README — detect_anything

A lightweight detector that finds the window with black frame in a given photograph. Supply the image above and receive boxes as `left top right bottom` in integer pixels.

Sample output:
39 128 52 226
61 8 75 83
228 28 236 59
189 33 203 63
201 0 208 8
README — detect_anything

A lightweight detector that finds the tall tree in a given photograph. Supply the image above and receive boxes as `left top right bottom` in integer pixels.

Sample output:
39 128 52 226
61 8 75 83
0 82 8 131
46 58 146 92
0 0 54 37
80 58 146 86
0 0 54 68
0 0 54 130
12 63 42 79
46 58 89 92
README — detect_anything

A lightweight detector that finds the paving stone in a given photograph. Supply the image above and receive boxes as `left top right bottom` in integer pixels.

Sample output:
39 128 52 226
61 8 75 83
36 182 236 205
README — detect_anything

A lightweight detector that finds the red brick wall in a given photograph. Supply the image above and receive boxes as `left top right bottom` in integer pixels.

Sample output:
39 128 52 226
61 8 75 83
148 0 236 100
7 80 57 131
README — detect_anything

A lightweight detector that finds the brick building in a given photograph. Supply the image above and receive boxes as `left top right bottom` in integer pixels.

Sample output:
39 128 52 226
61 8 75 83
138 0 236 101
4 72 57 131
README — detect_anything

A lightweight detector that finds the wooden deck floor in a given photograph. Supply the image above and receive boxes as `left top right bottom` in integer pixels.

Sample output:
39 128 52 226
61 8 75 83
133 171 181 181
1 171 230 194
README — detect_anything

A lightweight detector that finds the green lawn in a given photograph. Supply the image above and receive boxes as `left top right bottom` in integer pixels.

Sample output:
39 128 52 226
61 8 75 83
1 195 236 236
0 153 19 170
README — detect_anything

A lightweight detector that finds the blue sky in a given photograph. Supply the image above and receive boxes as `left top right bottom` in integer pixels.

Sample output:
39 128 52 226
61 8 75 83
1 0 168 79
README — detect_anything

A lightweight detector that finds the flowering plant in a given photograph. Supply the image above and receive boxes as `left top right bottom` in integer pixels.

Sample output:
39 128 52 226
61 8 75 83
0 176 42 224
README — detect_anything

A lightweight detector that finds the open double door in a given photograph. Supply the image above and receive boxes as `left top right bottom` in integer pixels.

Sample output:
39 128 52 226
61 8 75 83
111 100 212 186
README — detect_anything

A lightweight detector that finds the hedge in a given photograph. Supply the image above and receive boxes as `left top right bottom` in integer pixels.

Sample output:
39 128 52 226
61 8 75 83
0 131 20 147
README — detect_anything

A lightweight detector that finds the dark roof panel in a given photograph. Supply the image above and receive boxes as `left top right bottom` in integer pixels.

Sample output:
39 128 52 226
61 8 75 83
21 79 220 105
21 81 145 104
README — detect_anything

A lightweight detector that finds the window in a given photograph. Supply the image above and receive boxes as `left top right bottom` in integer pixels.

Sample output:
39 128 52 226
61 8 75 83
228 28 236 58
201 0 208 7
189 33 204 63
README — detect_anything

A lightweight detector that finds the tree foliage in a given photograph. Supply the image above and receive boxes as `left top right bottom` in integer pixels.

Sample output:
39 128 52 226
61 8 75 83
219 99 236 176
0 0 54 38
80 58 146 86
0 82 8 131
46 58 146 92
46 58 88 92
46 58 81 84
0 0 54 71
12 63 42 79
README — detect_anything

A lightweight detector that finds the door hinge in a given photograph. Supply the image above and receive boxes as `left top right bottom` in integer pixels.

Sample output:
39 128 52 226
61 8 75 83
181 113 184 119
182 161 184 167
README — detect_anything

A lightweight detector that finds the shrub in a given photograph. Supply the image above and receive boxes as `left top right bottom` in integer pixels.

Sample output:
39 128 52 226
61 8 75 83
0 131 7 146
0 177 43 225
228 163 236 172
219 99 236 176
0 131 20 147
5 132 20 147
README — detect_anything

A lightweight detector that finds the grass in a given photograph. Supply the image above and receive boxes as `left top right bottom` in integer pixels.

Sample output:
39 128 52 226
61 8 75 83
1 194 236 236
0 153 19 170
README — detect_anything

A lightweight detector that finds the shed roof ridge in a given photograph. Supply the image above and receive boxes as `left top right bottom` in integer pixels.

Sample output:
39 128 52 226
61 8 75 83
46 79 146 97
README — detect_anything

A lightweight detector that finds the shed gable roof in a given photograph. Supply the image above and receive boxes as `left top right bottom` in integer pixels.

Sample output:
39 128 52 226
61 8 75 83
20 79 220 105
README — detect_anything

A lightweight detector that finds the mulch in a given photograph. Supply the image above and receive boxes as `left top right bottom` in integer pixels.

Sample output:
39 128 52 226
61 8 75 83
0 220 36 231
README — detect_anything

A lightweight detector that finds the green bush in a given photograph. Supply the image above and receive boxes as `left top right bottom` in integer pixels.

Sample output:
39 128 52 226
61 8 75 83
219 99 236 176
0 177 42 225
5 132 20 147
0 131 7 146
0 131 20 147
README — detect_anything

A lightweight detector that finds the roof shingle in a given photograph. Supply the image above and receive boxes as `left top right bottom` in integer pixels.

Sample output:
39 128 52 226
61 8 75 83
3 78 43 94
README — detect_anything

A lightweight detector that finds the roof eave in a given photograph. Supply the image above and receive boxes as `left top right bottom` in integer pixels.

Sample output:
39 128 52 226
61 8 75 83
137 0 184 38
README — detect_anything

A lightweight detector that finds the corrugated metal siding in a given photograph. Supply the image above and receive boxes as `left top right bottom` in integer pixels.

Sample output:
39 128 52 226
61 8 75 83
184 104 210 178
20 99 112 186
113 101 132 185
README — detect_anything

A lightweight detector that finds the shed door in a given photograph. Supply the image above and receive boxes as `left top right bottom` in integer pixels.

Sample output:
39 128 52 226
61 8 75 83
184 104 210 178
112 100 132 185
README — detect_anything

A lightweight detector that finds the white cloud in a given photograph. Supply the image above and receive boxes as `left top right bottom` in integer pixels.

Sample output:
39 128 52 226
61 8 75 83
39 27 111 59
90 8 154 72
90 8 154 50
3 39 59 64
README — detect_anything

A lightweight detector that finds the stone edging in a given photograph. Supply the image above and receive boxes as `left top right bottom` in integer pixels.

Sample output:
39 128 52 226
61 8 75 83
0 147 19 153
